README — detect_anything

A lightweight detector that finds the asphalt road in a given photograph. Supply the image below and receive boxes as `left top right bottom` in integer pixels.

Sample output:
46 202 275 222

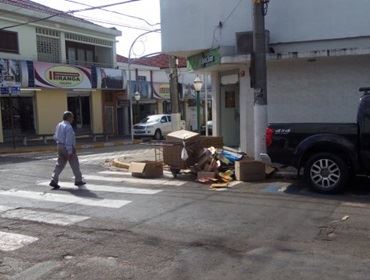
0 146 370 279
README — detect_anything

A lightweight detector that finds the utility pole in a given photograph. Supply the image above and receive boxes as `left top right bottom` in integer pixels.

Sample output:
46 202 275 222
252 0 268 159
169 55 181 131
169 56 179 114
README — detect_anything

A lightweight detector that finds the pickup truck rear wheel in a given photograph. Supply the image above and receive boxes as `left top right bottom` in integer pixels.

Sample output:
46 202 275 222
304 153 349 193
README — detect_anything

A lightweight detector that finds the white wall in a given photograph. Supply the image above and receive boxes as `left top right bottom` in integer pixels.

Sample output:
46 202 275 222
267 55 370 123
161 0 370 55
0 19 38 61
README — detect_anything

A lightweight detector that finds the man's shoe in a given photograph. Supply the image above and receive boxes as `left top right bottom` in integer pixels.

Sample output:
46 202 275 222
49 181 60 189
75 181 86 187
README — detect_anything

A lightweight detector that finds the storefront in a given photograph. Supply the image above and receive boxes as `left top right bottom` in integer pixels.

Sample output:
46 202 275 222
187 48 246 148
0 58 126 144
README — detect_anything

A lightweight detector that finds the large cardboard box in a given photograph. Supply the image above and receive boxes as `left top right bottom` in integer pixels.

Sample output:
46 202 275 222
235 160 266 182
129 161 163 178
166 130 200 143
163 130 202 169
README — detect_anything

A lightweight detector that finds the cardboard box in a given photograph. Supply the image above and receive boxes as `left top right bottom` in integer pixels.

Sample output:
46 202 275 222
166 130 200 143
164 130 203 169
129 161 163 178
235 160 265 182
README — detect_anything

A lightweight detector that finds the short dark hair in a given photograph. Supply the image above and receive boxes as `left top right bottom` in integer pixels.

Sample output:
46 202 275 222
63 111 74 121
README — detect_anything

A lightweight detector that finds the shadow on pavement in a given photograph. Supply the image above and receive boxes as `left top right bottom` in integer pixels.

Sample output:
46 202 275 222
283 176 370 203
55 187 102 200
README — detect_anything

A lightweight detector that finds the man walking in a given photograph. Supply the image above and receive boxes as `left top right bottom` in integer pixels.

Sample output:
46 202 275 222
49 111 86 189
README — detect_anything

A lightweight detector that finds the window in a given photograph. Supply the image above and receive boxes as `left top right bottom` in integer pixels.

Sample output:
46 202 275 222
167 115 171 122
37 35 61 63
66 41 95 65
0 30 19 53
161 116 168 123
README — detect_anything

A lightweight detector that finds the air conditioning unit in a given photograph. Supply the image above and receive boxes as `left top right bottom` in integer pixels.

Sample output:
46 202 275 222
236 31 270 54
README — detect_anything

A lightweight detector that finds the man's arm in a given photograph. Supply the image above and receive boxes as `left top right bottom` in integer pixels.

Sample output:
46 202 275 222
65 126 75 155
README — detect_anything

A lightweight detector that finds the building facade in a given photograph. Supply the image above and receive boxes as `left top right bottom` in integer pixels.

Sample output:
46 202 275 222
0 0 124 144
117 54 211 132
160 0 370 155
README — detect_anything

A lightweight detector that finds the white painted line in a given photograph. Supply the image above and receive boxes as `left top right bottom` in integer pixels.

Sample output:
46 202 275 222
0 190 131 208
82 175 125 182
38 181 162 195
84 174 186 186
100 170 174 177
0 231 38 251
99 171 130 176
1 209 90 226
0 205 15 213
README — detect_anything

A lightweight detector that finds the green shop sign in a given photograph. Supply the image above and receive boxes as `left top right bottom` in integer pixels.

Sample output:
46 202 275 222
187 48 221 71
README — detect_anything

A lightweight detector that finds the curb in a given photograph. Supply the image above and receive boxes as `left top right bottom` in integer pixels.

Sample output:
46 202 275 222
0 140 136 155
112 159 130 169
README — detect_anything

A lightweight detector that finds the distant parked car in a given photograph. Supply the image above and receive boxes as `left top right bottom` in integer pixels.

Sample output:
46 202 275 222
133 114 173 140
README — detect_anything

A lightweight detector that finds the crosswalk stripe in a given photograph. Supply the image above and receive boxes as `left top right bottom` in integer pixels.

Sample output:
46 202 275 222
99 171 130 176
38 181 162 195
1 209 89 226
82 175 125 182
0 190 131 208
99 170 174 177
0 231 38 251
83 174 186 186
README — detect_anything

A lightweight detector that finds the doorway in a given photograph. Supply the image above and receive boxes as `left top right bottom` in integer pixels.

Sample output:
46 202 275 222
1 96 35 141
67 95 91 133
221 85 240 147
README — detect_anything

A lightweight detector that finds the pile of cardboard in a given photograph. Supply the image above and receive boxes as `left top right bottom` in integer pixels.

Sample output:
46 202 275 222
129 129 275 185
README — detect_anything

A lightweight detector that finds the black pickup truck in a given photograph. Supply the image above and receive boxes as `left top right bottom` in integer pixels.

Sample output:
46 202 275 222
267 88 370 193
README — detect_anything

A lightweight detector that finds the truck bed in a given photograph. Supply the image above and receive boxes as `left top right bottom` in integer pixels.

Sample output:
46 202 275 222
267 123 358 166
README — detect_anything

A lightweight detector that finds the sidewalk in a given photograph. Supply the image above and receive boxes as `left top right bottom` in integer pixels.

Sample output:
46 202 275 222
0 136 140 154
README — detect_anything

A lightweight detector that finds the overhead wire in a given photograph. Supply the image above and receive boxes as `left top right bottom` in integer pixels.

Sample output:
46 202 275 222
211 0 243 48
81 15 161 32
65 0 160 27
0 0 141 30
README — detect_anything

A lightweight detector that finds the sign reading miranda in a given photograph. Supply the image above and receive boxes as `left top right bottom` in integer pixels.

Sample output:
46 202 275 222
35 62 92 89
187 48 221 71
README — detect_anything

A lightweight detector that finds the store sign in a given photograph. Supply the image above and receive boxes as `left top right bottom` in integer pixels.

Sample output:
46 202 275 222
187 48 221 71
34 62 92 89
0 58 33 94
159 84 170 99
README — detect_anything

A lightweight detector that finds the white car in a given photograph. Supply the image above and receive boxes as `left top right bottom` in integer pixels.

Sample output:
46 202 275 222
133 114 173 140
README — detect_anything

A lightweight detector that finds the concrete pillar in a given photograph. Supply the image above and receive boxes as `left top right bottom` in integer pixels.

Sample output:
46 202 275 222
35 90 67 134
124 105 130 135
91 90 103 134
60 32 66 64
157 101 164 114
0 103 3 143
210 71 221 136
239 67 255 156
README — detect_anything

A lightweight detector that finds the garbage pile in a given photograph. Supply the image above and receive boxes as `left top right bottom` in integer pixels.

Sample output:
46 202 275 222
162 130 275 188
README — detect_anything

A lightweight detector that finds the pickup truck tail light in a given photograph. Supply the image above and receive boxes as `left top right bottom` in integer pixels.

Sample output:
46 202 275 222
266 128 274 147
